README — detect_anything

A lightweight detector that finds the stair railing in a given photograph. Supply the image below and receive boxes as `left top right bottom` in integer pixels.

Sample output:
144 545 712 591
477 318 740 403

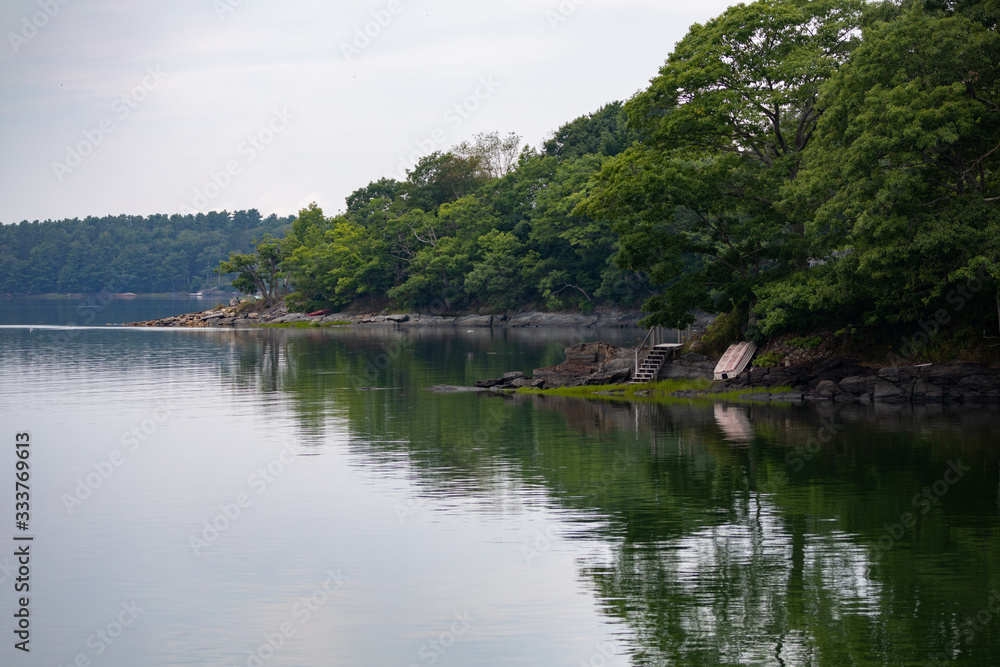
635 326 659 376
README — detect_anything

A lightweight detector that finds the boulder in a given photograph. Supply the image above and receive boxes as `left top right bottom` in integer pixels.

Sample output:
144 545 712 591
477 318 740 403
532 342 633 388
958 374 1000 391
839 376 869 395
815 380 839 398
874 380 906 403
912 381 944 402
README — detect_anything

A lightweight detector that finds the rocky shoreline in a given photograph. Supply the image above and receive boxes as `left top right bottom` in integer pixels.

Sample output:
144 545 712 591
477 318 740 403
124 302 644 329
469 344 1000 404
125 305 1000 404
726 356 1000 404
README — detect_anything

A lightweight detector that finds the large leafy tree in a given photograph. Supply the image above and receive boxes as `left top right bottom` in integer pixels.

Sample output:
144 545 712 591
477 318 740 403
464 230 540 311
217 234 287 307
765 2 1000 333
284 205 391 311
583 0 864 330
543 101 637 160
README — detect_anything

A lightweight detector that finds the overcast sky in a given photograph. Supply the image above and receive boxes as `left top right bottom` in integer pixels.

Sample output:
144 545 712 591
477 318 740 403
0 0 739 224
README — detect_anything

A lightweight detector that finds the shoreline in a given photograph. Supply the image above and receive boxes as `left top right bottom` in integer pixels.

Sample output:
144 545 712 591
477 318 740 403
123 302 646 329
123 304 1000 405
472 345 1000 405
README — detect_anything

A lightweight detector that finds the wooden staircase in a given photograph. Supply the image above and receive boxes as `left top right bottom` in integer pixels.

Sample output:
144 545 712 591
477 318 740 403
631 347 670 384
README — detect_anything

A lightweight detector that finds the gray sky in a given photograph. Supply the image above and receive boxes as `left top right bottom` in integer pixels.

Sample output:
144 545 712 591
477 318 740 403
0 0 738 223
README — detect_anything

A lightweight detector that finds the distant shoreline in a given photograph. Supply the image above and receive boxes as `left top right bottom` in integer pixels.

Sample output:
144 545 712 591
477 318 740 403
123 301 646 329
2 292 234 299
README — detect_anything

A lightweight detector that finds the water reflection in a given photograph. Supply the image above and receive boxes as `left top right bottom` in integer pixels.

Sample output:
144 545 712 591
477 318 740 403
4 323 999 666
209 327 1000 664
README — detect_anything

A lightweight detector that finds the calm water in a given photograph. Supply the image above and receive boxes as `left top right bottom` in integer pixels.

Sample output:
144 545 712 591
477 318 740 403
1 300 999 666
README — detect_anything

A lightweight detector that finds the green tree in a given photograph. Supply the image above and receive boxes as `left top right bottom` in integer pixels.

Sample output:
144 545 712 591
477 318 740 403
543 102 637 159
767 4 1000 333
464 230 540 311
217 234 287 306
582 0 865 330
285 215 390 311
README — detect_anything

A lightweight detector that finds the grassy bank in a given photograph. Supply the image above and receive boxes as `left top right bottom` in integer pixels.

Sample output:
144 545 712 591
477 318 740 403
518 379 795 404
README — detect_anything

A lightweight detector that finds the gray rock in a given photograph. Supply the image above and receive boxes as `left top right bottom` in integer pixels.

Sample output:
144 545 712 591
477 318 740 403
678 353 708 364
874 380 906 403
511 378 534 388
959 374 1000 391
402 315 455 326
454 315 493 327
594 311 640 328
927 363 984 385
816 380 839 398
274 313 310 324
912 381 944 402
502 371 527 381
839 376 869 395
507 312 546 327
877 367 903 383
509 312 599 327
385 314 410 323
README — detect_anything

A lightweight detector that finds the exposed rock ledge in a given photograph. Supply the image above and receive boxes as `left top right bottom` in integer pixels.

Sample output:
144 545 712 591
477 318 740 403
477 342 635 390
125 304 643 329
726 357 1000 404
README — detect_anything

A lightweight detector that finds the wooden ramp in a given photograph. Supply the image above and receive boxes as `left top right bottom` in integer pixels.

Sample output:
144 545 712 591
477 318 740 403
714 342 757 381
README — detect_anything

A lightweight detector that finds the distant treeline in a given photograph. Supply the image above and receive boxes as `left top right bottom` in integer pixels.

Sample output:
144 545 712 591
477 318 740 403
0 210 293 294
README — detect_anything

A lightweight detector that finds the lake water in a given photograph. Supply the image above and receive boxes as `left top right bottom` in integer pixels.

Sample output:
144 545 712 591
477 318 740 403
1 300 999 666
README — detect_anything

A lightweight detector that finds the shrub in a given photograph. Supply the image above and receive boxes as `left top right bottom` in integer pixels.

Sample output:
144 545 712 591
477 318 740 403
698 310 744 358
752 351 783 368
787 335 822 349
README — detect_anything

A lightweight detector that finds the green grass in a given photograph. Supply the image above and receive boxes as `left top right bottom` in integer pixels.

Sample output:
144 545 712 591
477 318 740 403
252 320 352 328
518 379 796 404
